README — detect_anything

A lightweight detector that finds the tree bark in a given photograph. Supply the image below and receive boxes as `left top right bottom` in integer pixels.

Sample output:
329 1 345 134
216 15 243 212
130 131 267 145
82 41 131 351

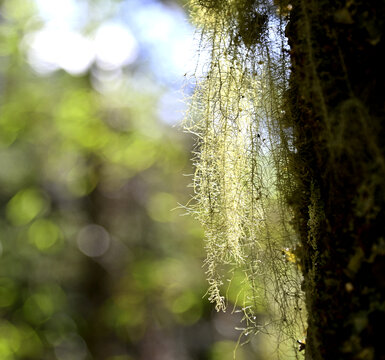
286 1 385 359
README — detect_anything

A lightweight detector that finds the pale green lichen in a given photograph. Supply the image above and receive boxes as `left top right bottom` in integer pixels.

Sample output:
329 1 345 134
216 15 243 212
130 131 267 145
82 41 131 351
185 0 307 356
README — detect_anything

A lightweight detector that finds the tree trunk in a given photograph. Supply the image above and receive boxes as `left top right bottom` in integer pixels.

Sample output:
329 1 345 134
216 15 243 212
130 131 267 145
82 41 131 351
286 1 385 359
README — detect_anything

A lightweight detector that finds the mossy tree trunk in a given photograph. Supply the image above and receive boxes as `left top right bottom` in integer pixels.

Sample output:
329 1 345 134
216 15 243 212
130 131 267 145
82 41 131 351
286 1 385 359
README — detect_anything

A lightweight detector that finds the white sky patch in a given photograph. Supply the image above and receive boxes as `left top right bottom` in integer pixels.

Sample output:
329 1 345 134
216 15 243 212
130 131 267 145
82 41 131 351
94 23 138 71
27 28 95 75
27 0 138 75
27 0 198 125
26 22 138 76
126 1 198 81
27 0 198 83
35 0 86 29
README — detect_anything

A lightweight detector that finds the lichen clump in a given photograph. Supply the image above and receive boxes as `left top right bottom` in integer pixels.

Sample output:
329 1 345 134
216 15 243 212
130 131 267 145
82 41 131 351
186 0 306 355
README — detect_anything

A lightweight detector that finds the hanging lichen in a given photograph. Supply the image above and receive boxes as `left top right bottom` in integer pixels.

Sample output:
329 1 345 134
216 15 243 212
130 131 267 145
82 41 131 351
185 0 306 357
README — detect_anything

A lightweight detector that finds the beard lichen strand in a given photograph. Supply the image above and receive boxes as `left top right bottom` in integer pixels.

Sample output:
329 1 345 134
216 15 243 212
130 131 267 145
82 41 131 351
186 0 306 356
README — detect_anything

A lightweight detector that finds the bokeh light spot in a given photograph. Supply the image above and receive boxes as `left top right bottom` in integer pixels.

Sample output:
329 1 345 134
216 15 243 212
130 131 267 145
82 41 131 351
0 320 21 358
28 219 61 251
94 22 138 70
27 28 94 75
77 224 111 258
6 188 48 226
54 333 88 360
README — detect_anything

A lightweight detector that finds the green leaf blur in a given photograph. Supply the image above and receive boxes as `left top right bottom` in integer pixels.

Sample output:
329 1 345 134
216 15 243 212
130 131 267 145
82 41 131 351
0 0 273 359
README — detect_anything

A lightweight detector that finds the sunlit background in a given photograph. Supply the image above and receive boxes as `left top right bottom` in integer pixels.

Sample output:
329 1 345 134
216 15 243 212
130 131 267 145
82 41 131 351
0 0 275 359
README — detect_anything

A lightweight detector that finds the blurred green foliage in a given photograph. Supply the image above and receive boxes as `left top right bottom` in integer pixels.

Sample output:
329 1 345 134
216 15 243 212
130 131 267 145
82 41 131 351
0 0 275 359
